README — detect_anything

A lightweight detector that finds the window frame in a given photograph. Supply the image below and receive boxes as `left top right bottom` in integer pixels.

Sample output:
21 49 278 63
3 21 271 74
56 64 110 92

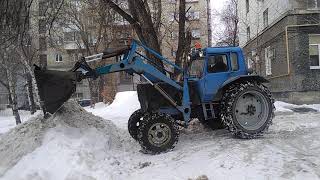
191 29 201 39
230 52 239 71
247 26 251 42
206 53 229 74
307 0 320 9
265 46 272 76
263 8 268 28
55 54 63 62
309 43 320 69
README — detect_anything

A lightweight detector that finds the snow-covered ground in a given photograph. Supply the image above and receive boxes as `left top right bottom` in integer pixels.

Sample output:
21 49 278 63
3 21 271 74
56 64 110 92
0 109 40 135
0 91 320 180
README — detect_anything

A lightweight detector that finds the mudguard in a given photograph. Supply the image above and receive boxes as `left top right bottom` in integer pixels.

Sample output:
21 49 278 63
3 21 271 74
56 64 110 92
213 75 269 101
222 75 269 87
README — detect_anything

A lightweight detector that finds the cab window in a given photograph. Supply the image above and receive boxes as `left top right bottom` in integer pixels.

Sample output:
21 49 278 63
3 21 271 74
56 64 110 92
189 57 204 77
207 54 228 73
231 53 239 71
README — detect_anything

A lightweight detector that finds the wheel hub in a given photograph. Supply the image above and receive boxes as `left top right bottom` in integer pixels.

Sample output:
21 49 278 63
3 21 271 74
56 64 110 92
247 105 256 116
235 91 269 131
148 123 171 147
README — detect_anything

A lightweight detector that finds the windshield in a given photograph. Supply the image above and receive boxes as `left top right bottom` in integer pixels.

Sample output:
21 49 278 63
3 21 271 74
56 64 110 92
189 57 204 77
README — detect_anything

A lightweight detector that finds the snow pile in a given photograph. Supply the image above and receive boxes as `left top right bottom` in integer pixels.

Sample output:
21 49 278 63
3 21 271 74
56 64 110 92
0 100 137 179
274 101 320 114
0 113 48 176
1 91 320 180
85 91 140 129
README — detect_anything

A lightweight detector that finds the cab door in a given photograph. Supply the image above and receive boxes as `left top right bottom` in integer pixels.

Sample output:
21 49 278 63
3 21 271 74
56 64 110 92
202 53 231 102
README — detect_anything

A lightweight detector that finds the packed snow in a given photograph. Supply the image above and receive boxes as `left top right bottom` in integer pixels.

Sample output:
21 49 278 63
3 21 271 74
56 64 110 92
0 91 320 180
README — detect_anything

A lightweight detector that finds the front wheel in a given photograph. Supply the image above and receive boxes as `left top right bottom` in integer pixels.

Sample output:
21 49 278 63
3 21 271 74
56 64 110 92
128 109 144 141
220 81 275 139
138 112 179 154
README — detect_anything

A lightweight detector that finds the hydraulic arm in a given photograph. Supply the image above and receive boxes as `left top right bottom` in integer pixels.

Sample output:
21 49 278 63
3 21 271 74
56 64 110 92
77 40 191 125
36 40 192 125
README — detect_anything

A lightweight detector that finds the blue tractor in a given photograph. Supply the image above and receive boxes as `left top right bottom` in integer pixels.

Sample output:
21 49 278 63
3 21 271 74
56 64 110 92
34 40 274 154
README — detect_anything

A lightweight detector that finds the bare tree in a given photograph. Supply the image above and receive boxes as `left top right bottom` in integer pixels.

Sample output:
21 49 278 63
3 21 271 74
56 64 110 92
103 0 164 70
48 0 120 103
0 47 23 124
174 0 192 79
215 0 239 47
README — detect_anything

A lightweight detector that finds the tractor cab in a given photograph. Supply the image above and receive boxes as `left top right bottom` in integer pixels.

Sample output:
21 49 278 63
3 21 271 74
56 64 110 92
188 47 248 103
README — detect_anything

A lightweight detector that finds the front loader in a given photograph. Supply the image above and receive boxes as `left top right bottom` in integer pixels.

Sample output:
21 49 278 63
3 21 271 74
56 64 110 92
34 40 274 154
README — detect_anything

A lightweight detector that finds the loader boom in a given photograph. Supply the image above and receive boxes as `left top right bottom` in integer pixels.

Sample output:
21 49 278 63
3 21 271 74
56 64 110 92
72 40 192 125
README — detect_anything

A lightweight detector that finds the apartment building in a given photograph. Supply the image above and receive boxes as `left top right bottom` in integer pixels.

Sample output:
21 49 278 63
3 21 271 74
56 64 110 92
162 0 211 60
238 0 320 104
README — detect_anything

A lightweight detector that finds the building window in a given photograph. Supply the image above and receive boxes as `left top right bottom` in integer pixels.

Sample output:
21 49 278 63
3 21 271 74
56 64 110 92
265 46 272 76
168 12 180 22
263 9 268 28
309 34 320 69
246 0 249 13
171 48 177 57
64 32 76 42
73 92 83 100
87 16 95 27
191 29 201 39
187 11 200 20
55 54 63 62
170 31 178 39
307 0 320 9
247 27 250 41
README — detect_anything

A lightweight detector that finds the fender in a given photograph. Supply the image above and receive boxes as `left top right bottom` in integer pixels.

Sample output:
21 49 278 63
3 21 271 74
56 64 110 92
213 75 269 101
222 75 269 87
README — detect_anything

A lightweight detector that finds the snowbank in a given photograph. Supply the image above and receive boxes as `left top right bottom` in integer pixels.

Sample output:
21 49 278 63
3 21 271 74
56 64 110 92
274 101 320 114
85 91 140 129
0 101 137 179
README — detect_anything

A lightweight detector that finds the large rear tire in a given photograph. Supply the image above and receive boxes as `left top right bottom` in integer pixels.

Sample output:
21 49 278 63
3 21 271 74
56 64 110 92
220 81 275 139
128 109 143 141
138 112 179 154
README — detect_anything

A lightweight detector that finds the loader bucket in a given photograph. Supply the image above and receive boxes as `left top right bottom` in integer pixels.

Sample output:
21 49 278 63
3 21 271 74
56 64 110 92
34 67 77 114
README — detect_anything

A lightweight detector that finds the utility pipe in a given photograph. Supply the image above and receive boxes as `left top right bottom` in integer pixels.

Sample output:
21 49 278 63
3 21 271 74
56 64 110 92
268 23 320 79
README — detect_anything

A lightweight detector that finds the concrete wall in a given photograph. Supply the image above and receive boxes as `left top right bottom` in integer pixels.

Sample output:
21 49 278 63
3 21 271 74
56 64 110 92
238 0 291 47
242 13 320 104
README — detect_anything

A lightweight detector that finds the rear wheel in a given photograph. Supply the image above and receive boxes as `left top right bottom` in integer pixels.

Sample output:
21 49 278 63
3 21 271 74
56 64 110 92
128 109 144 141
138 112 179 154
220 81 275 138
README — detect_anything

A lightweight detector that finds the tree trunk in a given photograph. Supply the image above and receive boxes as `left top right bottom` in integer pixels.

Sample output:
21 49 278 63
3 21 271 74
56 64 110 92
6 69 21 125
19 57 43 114
104 0 164 71
26 73 36 114
174 0 187 79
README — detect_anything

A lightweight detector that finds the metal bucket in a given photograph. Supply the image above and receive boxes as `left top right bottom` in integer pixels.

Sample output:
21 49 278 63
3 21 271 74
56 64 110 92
34 67 77 114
